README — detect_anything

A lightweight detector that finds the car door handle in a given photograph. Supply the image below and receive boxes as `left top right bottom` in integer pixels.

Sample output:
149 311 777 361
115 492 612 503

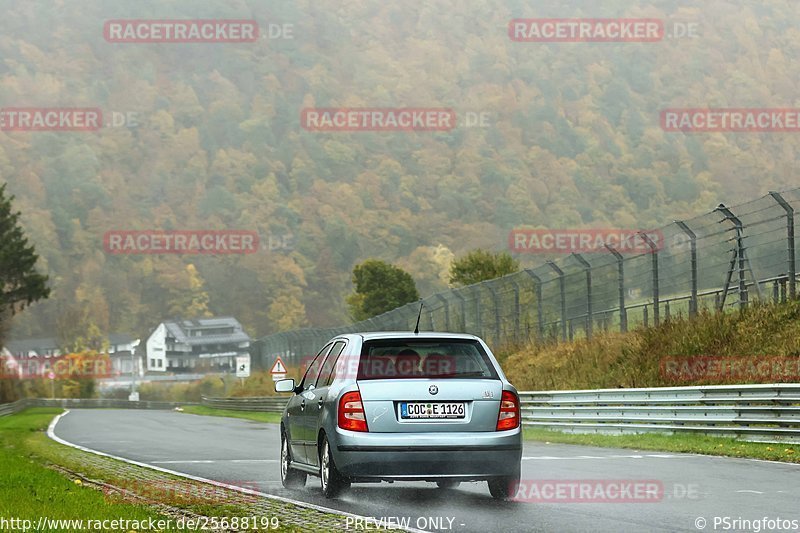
300 400 305 411
318 397 324 409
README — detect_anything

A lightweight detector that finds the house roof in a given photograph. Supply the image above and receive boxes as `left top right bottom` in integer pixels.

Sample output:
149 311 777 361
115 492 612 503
4 337 60 354
108 333 135 346
5 333 136 354
161 316 251 346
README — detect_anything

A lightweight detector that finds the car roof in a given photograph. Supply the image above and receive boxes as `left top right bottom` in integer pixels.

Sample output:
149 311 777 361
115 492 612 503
342 331 482 342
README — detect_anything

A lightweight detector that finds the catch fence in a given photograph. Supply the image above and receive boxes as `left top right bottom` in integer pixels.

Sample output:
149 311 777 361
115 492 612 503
251 189 800 370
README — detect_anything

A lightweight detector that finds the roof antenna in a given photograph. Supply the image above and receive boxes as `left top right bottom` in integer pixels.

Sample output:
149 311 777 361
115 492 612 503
413 300 424 335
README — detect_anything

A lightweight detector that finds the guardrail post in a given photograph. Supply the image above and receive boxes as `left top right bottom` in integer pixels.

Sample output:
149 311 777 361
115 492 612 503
605 244 627 332
664 300 671 320
643 305 648 327
675 220 698 317
639 232 660 326
523 269 545 340
546 261 567 341
769 191 796 300
773 281 780 303
571 253 593 339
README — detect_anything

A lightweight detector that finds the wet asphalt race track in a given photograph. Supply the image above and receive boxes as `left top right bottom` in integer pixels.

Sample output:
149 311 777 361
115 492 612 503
53 409 799 533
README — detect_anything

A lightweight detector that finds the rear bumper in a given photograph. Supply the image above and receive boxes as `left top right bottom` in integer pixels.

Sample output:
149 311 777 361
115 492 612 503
332 427 522 480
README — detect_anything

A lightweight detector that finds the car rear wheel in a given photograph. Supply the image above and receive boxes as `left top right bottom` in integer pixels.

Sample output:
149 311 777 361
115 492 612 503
436 480 461 489
320 436 349 498
487 469 520 500
280 432 306 489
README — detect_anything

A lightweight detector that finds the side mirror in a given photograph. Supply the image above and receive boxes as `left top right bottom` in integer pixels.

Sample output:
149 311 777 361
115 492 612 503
274 378 296 393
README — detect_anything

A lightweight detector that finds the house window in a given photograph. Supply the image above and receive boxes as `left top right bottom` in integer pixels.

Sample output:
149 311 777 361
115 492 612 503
157 359 163 368
150 358 155 367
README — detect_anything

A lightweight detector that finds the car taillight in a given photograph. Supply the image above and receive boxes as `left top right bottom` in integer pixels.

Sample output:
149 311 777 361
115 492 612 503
338 391 368 432
496 390 520 431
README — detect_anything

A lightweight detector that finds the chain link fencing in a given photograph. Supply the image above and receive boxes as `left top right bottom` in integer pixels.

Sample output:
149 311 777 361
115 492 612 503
251 189 800 370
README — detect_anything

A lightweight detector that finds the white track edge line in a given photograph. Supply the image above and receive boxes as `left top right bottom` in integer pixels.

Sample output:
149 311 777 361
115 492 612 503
47 410 428 533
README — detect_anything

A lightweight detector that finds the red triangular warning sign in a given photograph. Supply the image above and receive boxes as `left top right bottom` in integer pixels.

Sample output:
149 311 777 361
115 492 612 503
270 357 287 374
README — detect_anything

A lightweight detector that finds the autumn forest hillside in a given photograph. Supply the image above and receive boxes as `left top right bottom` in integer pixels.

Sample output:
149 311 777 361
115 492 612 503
3 0 800 342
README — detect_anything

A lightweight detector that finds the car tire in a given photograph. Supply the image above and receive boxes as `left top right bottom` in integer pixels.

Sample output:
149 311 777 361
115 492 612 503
280 431 306 489
487 469 520 500
320 436 349 498
436 480 461 489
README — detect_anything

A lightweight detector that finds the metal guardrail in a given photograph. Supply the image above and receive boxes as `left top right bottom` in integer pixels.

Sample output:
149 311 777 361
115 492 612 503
203 384 800 443
0 399 28 417
520 384 800 443
201 396 287 412
7 385 800 444
0 398 195 415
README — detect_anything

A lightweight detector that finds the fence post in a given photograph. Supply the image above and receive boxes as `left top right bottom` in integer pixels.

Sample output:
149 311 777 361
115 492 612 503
716 204 748 310
511 279 521 342
639 232 660 326
434 294 450 331
769 191 796 300
571 253 592 340
484 282 502 345
675 220 698 317
473 286 482 337
546 261 567 341
453 290 467 332
605 244 627 333
524 269 545 340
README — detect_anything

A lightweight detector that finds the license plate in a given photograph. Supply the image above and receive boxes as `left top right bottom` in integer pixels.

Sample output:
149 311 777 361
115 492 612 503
400 402 465 419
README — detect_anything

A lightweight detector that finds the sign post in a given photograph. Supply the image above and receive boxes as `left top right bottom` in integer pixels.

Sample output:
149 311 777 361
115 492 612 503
236 355 251 388
270 356 287 381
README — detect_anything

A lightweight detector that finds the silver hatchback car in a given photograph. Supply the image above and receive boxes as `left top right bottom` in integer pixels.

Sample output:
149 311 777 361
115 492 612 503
274 332 522 499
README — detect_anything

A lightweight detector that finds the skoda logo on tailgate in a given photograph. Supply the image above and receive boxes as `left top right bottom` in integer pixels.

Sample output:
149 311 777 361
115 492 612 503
428 385 438 395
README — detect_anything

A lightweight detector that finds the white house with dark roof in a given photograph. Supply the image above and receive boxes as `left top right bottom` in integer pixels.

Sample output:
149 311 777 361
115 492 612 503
145 317 251 373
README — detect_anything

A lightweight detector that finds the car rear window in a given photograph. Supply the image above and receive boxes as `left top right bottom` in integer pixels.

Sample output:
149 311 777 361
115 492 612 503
357 338 499 380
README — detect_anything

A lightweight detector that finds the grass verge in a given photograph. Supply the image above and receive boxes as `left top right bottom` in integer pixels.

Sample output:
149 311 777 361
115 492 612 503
504 300 800 390
11 408 371 531
524 427 800 463
0 408 171 527
179 404 281 424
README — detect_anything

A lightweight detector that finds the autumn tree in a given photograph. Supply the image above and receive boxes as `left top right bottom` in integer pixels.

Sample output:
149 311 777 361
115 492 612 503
449 249 520 287
346 259 419 321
